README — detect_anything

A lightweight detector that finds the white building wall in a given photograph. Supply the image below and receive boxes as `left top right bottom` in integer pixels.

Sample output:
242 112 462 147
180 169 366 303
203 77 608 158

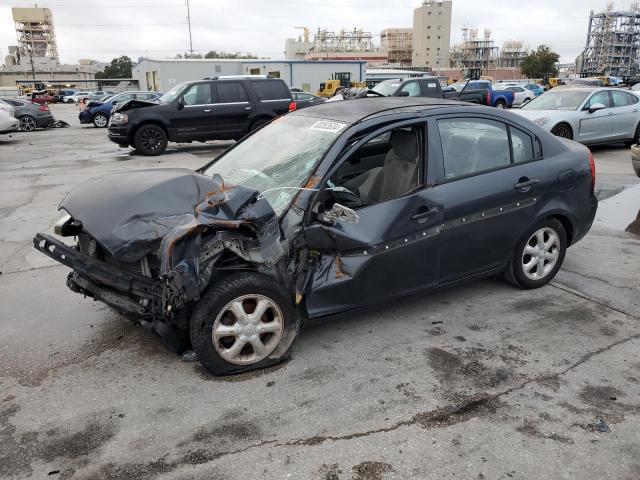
133 59 245 92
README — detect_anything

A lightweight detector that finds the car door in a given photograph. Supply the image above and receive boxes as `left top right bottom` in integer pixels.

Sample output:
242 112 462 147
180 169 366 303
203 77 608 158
577 90 613 142
609 90 640 140
398 81 422 97
304 121 443 318
170 82 216 140
432 115 557 284
208 81 252 138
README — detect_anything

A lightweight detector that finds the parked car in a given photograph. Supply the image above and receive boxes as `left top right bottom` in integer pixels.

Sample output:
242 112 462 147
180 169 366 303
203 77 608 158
0 109 19 134
333 77 491 105
0 98 53 131
445 80 515 108
54 89 76 103
64 92 92 104
107 76 295 155
524 84 545 96
631 83 640 92
292 91 326 109
79 91 162 128
494 84 535 106
631 144 640 177
568 78 604 87
514 87 640 145
0 99 14 116
35 97 597 375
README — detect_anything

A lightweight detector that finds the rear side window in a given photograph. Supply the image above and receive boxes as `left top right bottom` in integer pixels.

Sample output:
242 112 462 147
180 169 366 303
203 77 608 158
511 127 535 163
216 82 248 103
438 118 510 180
612 90 638 107
251 80 290 101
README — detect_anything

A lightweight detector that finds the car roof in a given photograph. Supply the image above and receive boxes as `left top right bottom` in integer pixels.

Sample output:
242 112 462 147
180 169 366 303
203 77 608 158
291 97 473 123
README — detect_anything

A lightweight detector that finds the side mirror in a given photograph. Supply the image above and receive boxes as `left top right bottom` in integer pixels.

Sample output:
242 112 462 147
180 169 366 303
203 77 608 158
588 102 606 113
398 91 410 97
177 97 185 110
320 203 359 225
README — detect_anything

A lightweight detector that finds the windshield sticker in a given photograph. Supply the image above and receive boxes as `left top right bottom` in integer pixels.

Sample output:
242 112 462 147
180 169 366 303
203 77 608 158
310 120 347 133
428 82 437 88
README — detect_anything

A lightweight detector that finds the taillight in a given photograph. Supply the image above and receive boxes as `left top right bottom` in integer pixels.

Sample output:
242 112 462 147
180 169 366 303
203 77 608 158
288 101 297 112
39 105 49 112
486 91 491 105
588 150 596 193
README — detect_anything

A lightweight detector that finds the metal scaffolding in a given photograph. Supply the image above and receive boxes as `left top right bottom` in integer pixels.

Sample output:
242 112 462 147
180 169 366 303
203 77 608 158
457 28 499 70
311 28 377 53
12 7 59 63
499 40 528 68
380 29 413 66
581 2 640 77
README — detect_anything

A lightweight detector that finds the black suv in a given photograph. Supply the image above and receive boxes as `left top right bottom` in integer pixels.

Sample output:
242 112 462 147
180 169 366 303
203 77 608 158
107 76 295 155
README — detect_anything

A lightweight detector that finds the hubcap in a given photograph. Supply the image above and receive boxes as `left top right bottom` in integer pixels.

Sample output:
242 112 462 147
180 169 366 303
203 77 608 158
212 294 284 365
141 129 162 151
20 116 36 131
94 115 107 127
522 227 560 281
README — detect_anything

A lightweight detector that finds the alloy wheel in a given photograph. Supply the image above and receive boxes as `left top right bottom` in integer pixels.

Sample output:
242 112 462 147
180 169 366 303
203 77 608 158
552 125 572 139
19 116 36 131
212 294 284 365
521 227 560 281
94 114 108 127
140 129 163 151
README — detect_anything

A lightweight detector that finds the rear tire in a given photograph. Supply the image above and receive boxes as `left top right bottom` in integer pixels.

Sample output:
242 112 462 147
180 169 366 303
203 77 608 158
551 123 573 140
19 115 37 132
625 122 640 147
133 124 168 156
495 100 506 109
190 273 299 376
92 112 109 128
503 218 567 289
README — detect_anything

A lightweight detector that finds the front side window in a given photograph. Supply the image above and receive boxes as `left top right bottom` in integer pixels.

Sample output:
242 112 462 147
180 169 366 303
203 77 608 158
400 82 421 97
329 125 423 207
182 83 212 105
438 118 510 180
586 91 611 109
216 82 248 103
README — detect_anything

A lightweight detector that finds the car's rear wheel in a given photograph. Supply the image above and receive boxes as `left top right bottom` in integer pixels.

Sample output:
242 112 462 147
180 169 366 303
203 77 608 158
19 115 37 132
503 218 567 289
551 123 573 140
133 124 168 156
190 273 299 376
495 100 506 109
625 122 640 147
92 112 109 128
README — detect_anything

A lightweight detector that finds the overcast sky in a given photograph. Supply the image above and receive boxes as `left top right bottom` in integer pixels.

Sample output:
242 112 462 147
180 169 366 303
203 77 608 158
0 0 630 65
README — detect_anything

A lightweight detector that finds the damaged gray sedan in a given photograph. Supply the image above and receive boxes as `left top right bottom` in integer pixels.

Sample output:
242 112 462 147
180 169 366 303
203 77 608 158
34 98 597 375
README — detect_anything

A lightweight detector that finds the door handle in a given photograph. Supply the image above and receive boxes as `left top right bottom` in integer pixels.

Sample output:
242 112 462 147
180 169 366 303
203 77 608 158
244 106 252 110
411 207 438 221
203 109 212 113
514 177 540 191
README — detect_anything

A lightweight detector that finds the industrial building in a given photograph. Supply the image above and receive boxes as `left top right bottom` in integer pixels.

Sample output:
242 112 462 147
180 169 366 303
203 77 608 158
498 40 528 68
380 29 413 67
412 0 452 71
581 3 640 77
133 58 366 94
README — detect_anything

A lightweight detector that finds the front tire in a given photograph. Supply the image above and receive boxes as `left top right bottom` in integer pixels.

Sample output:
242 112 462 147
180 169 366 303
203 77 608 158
133 124 168 156
19 115 37 132
92 112 109 128
190 273 299 376
503 218 567 289
551 123 573 140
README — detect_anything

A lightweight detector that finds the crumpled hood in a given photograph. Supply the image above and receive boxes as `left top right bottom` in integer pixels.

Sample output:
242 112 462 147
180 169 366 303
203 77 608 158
113 99 159 112
59 168 276 264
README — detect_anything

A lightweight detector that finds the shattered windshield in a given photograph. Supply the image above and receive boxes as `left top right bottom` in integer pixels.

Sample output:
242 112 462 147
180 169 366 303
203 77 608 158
522 90 590 111
372 80 401 96
204 115 346 215
159 83 188 103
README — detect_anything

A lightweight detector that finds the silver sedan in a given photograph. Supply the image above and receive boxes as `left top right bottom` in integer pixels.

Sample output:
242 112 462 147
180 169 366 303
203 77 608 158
513 87 640 145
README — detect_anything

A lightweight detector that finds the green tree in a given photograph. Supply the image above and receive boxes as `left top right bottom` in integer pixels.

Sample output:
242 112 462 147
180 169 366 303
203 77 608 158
95 56 133 79
520 45 560 78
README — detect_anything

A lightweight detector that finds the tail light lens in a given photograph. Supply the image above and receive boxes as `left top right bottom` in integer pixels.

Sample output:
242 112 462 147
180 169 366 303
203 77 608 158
288 101 297 112
486 91 491 105
39 105 49 112
588 150 596 193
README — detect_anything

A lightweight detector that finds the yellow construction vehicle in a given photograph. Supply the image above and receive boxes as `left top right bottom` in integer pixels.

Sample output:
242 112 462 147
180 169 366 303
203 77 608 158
316 72 366 98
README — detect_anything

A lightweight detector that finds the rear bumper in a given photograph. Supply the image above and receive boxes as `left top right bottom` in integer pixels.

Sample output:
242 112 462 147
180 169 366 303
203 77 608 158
37 114 54 127
573 194 598 245
33 233 162 317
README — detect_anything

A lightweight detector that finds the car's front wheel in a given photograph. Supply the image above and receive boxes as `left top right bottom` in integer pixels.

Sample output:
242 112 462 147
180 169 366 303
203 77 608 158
551 123 573 140
92 112 109 128
190 273 299 375
503 218 567 289
133 124 168 156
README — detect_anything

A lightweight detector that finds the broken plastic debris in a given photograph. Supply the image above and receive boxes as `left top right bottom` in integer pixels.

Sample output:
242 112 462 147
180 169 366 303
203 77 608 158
594 418 610 433
181 350 197 362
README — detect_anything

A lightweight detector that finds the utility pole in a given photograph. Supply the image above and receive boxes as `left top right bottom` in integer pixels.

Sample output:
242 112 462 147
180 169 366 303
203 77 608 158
186 0 193 56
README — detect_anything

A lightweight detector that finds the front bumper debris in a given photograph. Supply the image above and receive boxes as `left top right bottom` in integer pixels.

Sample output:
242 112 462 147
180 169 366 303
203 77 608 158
33 233 162 316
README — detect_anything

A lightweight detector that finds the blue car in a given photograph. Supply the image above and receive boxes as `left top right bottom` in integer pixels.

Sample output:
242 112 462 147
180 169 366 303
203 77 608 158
524 84 545 96
79 91 162 127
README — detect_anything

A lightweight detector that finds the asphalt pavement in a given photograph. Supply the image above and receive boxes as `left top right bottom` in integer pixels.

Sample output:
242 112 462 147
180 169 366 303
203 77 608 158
0 104 639 480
